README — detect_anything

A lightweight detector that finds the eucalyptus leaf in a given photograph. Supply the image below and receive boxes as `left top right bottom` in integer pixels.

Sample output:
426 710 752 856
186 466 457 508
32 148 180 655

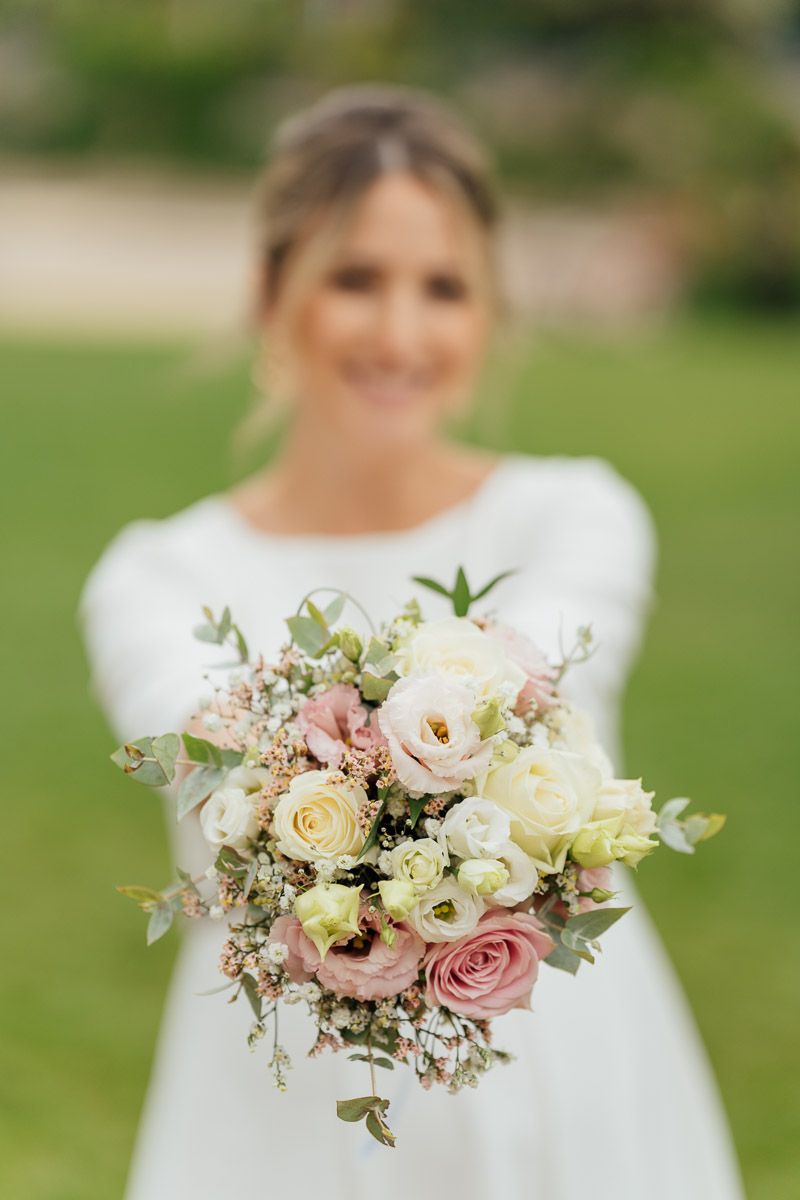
215 844 249 878
657 797 691 826
286 615 332 658
176 765 225 820
239 972 262 1020
565 906 631 942
117 884 162 907
684 812 726 845
543 943 582 974
356 795 388 862
658 821 696 854
323 593 346 625
193 622 222 644
305 599 330 631
111 737 173 787
151 733 180 783
181 732 223 767
361 671 396 701
146 902 173 945
346 1053 393 1069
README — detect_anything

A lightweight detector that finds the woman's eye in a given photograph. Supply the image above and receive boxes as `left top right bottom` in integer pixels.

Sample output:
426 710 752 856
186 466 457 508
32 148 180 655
329 266 376 291
428 274 468 301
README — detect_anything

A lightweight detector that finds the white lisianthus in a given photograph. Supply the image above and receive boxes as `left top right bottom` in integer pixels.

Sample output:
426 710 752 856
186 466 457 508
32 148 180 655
394 616 526 700
592 778 657 836
456 858 510 896
479 747 601 874
406 876 485 943
548 704 614 780
377 673 494 794
200 766 270 850
389 838 448 891
440 796 511 859
487 841 540 906
272 770 366 862
378 878 420 921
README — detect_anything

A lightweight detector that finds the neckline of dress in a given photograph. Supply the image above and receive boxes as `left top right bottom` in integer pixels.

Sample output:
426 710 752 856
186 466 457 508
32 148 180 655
207 454 523 550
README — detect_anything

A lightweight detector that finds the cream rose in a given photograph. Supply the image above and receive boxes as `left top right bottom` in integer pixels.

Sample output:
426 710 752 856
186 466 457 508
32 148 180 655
200 767 270 850
272 770 366 863
549 703 614 780
389 838 448 891
406 876 485 943
377 673 494 794
593 778 657 836
394 616 526 700
480 747 601 874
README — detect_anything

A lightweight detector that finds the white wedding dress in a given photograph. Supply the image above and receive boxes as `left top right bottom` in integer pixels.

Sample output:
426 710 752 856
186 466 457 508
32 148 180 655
80 452 743 1200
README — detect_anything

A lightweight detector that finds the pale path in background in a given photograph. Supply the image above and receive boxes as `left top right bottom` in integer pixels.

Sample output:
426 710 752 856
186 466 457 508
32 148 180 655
80 453 743 1200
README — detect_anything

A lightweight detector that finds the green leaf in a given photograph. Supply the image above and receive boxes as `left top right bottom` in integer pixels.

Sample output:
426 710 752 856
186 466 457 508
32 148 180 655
218 607 232 639
452 566 471 617
411 575 451 598
658 821 695 855
110 737 173 787
365 1107 396 1147
151 733 180 783
323 594 346 625
543 942 582 974
242 857 259 901
176 765 225 820
116 884 162 907
657 797 691 825
239 972 262 1020
146 902 173 945
361 671 396 701
684 812 727 845
193 622 222 644
336 1096 381 1123
470 569 516 602
340 1028 369 1046
215 844 249 878
286 615 333 658
232 624 249 663
559 928 596 962
347 1054 395 1070
305 599 330 631
565 906 631 942
408 795 428 828
182 732 223 767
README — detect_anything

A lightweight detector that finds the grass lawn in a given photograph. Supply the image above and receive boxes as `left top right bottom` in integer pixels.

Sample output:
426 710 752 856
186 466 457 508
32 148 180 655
1 318 796 1198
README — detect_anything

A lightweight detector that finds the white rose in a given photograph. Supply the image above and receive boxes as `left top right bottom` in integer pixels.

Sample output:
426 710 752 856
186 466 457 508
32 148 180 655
480 747 601 874
441 796 510 859
201 787 260 850
593 778 657 836
394 616 525 700
406 876 485 943
377 673 494 795
456 858 509 896
389 838 448 891
488 841 540 907
548 704 614 780
272 770 366 863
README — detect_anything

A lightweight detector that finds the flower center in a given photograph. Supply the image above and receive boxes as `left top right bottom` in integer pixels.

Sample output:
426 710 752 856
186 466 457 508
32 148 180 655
432 900 455 921
427 717 449 744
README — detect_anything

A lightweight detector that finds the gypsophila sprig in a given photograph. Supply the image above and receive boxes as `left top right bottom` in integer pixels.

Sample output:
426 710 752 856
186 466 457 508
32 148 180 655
112 568 725 1147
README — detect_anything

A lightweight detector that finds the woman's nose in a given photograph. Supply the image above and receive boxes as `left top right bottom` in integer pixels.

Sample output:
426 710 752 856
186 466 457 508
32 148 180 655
370 286 427 363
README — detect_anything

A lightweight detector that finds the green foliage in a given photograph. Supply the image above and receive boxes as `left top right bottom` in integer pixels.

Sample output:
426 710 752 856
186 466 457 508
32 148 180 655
413 565 516 617
110 734 179 786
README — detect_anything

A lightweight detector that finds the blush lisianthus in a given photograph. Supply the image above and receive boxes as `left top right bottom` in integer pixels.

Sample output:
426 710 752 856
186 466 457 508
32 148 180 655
424 909 554 1019
297 683 385 767
377 673 494 794
484 622 557 714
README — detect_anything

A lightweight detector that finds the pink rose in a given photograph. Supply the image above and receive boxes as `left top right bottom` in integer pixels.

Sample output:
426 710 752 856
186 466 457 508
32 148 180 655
485 623 557 715
267 915 316 983
315 909 426 1001
297 683 385 767
424 909 554 1019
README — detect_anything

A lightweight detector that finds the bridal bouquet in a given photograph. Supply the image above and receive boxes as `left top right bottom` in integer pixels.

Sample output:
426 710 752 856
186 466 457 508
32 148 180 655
113 567 723 1146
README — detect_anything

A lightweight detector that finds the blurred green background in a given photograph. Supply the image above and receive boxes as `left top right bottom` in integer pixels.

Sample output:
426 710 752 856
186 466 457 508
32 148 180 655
2 2 799 1198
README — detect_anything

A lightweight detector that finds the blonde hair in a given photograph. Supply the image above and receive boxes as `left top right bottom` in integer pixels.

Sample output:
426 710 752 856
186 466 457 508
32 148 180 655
241 84 506 444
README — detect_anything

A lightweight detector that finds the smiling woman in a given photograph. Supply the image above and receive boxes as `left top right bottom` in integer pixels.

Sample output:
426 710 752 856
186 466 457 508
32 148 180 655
78 83 743 1200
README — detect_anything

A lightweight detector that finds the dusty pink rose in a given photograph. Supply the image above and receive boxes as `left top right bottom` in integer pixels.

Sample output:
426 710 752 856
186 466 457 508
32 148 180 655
315 909 426 1001
297 683 385 767
486 622 557 715
267 915 316 983
424 909 554 1019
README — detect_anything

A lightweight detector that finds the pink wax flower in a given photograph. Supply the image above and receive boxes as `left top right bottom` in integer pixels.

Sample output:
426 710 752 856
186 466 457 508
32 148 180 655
424 909 554 1020
485 622 557 715
297 683 385 767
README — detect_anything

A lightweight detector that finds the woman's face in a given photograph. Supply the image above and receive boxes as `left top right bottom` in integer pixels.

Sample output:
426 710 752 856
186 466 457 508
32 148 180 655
267 171 493 451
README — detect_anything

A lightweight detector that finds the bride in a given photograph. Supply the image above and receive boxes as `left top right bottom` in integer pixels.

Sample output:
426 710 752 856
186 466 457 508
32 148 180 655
80 85 742 1198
